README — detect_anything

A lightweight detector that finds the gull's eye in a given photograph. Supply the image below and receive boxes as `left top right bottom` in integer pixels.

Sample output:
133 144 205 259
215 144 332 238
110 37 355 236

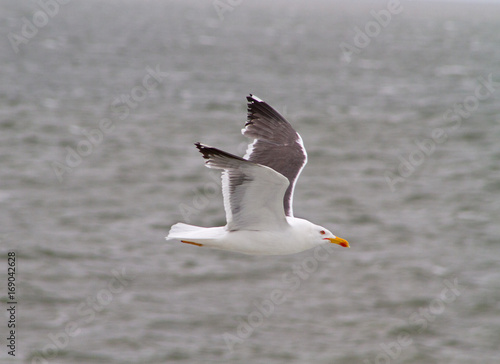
320 230 326 235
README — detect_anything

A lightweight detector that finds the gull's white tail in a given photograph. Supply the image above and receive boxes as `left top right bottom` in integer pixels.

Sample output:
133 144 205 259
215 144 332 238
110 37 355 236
166 223 226 244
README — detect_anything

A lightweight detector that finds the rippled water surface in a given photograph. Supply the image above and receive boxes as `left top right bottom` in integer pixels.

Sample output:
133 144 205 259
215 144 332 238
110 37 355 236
1 0 500 363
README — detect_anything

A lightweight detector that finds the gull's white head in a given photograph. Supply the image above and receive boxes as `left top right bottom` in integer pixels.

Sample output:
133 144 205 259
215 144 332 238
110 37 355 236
310 224 350 248
290 218 349 249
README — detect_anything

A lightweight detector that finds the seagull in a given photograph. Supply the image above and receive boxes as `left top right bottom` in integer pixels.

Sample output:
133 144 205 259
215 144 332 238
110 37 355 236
166 94 349 255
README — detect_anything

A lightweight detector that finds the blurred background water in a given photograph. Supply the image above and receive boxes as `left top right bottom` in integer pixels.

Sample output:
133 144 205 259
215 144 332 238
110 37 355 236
1 0 500 363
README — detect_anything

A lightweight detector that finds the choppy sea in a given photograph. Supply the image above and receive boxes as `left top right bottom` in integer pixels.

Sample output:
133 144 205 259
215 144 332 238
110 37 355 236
1 0 500 363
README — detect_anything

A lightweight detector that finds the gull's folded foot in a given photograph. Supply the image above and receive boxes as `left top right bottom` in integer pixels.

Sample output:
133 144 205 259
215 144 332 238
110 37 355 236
181 240 203 247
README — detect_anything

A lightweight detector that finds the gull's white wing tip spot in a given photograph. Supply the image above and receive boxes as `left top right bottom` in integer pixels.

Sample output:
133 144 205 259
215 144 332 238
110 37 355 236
248 94 263 103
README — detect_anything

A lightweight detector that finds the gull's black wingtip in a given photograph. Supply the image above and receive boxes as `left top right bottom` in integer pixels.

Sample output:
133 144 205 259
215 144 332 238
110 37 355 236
194 142 204 151
195 142 210 160
194 142 247 163
246 94 267 126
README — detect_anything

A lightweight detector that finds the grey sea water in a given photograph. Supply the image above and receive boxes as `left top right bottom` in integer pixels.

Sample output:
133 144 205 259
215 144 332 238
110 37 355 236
1 0 500 363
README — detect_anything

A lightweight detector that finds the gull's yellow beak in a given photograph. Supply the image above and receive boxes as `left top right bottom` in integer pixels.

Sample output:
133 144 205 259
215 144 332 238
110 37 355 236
325 237 350 248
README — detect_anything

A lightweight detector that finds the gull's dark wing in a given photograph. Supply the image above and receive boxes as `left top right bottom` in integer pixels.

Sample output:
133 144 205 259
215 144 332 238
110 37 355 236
241 94 307 217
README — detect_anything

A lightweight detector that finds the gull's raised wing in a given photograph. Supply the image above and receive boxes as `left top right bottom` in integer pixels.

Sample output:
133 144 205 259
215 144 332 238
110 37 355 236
242 94 307 217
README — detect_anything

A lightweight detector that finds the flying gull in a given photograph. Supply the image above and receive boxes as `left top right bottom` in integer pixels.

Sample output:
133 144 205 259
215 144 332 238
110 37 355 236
166 94 349 255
